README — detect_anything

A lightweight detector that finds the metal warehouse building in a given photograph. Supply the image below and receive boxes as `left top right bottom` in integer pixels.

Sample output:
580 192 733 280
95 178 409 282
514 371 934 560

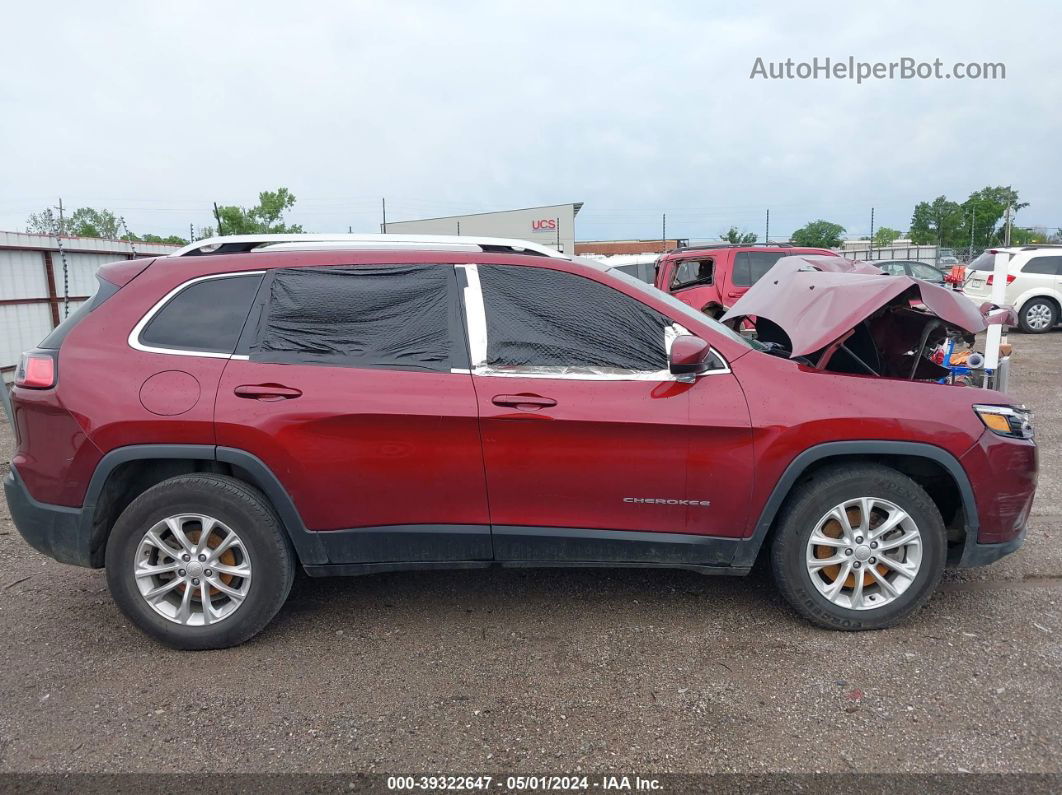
383 203 582 255
0 232 179 381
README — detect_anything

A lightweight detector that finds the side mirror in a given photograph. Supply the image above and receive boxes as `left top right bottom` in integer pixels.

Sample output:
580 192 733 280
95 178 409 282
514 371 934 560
669 335 712 376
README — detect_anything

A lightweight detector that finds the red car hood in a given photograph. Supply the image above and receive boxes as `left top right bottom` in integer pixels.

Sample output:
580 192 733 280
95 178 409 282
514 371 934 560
721 256 989 357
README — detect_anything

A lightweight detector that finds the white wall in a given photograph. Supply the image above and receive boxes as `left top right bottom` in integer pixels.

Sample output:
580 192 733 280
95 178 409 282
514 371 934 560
384 204 580 255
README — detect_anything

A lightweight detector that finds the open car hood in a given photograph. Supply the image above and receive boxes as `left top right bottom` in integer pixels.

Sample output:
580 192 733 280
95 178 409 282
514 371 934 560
721 256 1006 380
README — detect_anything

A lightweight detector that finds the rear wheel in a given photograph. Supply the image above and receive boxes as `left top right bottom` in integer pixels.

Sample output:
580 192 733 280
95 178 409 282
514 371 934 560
105 474 295 650
770 464 946 630
1018 298 1058 334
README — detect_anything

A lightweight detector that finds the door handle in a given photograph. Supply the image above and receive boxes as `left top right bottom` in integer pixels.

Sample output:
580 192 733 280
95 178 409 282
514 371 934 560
491 394 557 409
234 384 303 401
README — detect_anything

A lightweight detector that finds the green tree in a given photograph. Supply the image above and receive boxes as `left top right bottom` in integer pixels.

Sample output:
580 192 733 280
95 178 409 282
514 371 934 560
720 226 757 244
872 226 902 248
961 185 1027 247
790 220 845 248
67 207 122 239
139 233 191 245
214 187 304 235
909 196 962 247
27 208 66 235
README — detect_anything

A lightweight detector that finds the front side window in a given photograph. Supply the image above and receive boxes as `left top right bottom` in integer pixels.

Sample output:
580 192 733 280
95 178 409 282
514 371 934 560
248 265 459 372
671 258 714 289
732 251 785 287
476 265 671 373
1021 256 1062 276
138 273 262 354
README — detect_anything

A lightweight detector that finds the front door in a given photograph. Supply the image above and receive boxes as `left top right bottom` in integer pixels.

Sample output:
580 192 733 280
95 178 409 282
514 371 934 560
461 263 752 564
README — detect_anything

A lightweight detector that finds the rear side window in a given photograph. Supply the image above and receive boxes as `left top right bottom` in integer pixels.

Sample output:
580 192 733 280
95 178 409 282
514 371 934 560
139 274 262 354
249 265 460 372
477 265 670 372
968 251 1001 271
732 251 785 286
1021 256 1062 275
40 277 120 350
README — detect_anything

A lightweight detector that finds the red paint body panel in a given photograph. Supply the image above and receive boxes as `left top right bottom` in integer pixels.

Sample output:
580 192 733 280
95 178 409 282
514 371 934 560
960 432 1038 543
729 350 1016 537
216 361 489 531
474 373 753 535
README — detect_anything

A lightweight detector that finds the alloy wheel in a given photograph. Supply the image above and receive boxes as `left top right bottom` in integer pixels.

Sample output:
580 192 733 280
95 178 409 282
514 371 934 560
805 497 922 611
133 514 252 626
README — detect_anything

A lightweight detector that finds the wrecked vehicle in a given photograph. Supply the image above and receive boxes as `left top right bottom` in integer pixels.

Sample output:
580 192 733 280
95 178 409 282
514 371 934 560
4 236 1037 648
721 255 1014 383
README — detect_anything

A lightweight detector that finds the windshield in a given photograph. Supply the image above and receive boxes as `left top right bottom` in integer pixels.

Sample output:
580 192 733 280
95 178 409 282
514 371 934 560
607 266 754 350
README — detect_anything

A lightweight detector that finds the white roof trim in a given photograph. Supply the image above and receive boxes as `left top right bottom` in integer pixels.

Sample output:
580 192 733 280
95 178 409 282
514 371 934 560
169 233 569 259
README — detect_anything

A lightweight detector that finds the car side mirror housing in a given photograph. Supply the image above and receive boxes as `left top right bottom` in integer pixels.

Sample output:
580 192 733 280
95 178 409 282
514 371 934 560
669 335 712 377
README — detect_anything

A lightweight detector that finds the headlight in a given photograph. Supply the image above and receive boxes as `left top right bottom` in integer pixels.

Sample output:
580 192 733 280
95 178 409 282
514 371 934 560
973 404 1034 439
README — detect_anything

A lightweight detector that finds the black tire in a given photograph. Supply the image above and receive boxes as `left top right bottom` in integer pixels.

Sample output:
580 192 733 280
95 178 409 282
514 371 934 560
1017 298 1058 334
770 464 946 630
105 474 295 650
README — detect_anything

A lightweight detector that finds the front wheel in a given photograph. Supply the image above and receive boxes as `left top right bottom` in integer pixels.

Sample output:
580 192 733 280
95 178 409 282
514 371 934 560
770 464 946 630
105 474 295 650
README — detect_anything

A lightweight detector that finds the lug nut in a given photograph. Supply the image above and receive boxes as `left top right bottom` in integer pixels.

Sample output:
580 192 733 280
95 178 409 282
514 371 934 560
855 536 864 543
204 569 213 577
192 578 200 586
869 557 877 564
870 541 878 549
182 554 191 562
853 561 862 569
178 569 187 577
197 554 207 562
845 548 853 556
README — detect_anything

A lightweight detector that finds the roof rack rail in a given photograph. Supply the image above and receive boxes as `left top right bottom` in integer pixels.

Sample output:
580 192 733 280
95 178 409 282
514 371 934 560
670 242 790 253
169 234 569 259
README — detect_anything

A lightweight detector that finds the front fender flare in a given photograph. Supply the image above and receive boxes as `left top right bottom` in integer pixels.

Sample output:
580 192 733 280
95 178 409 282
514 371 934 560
731 440 978 568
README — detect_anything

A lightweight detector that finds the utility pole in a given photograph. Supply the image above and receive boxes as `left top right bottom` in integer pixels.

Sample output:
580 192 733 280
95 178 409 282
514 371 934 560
213 202 225 236
381 197 387 233
189 222 194 242
52 197 65 235
765 209 769 244
1004 204 1013 246
457 221 461 236
869 207 875 251
969 207 975 257
661 213 667 253
556 217 561 252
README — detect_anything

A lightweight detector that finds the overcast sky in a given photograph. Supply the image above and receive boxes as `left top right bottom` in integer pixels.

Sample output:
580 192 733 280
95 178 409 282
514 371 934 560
1 0 1058 243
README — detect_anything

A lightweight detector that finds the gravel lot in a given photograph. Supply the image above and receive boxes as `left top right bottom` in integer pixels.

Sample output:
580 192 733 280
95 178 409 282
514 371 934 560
0 332 1059 775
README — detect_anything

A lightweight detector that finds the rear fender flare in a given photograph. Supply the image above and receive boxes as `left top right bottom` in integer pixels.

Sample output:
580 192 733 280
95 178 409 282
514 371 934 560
81 444 326 566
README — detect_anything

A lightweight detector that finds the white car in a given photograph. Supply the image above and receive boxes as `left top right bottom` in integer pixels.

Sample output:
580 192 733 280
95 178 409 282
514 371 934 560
963 246 1062 333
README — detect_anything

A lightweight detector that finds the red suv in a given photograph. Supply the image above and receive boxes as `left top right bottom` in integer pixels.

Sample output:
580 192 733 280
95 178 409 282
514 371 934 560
3 235 1036 649
654 244 838 317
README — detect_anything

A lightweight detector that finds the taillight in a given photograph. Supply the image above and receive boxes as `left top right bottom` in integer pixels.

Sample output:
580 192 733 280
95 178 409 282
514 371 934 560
985 274 1016 286
15 352 56 389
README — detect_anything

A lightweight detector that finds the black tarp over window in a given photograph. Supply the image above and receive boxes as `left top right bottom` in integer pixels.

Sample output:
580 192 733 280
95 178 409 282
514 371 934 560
249 265 457 371
478 265 670 371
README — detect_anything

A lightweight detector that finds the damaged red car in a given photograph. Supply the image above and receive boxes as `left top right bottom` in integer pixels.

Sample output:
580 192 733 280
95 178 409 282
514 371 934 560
4 238 1037 649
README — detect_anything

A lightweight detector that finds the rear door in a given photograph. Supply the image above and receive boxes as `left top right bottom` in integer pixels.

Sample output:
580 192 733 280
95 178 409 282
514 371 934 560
215 263 490 563
726 250 786 307
462 263 752 563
